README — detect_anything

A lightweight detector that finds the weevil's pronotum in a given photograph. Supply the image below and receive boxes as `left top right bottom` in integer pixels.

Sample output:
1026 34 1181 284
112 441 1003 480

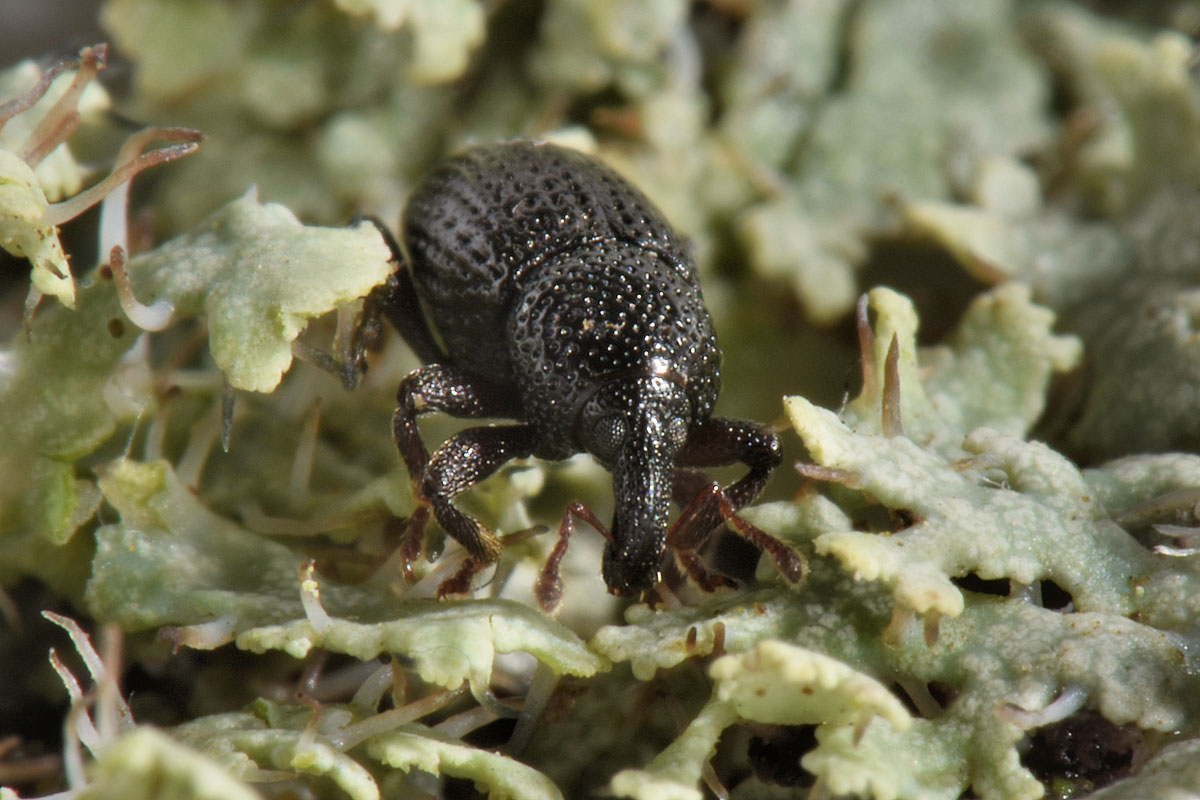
361 140 803 609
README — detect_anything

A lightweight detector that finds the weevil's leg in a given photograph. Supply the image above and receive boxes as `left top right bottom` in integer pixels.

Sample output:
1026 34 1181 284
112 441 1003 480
670 467 715 546
674 551 737 592
393 364 527 591
681 483 804 584
394 364 523 484
356 217 447 366
339 281 387 389
669 418 804 586
673 417 782 535
422 423 537 565
535 502 613 614
339 216 444 389
396 505 429 583
665 478 739 592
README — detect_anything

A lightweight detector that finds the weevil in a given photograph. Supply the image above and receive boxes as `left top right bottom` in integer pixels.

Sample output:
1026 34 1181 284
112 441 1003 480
360 140 803 609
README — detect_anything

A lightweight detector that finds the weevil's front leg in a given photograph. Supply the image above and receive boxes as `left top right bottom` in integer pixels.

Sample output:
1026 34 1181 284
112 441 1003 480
393 364 528 593
671 482 804 586
673 417 782 533
422 424 537 596
535 502 613 614
394 363 523 483
669 418 803 587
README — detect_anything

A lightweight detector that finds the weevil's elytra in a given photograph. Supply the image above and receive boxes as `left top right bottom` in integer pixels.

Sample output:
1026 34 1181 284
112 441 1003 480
370 140 802 606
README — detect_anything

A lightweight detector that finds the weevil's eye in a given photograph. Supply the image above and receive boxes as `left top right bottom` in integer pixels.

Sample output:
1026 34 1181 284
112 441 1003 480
591 414 628 461
667 416 688 446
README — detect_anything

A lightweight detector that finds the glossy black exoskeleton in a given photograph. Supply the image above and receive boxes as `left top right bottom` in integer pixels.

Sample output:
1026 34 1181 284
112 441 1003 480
362 140 802 609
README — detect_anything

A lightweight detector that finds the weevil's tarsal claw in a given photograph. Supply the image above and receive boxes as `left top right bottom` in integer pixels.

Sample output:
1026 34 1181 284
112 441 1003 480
672 549 737 593
436 557 489 599
398 505 430 584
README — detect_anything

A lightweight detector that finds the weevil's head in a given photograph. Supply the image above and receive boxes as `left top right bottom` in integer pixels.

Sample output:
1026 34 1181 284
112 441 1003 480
577 361 692 596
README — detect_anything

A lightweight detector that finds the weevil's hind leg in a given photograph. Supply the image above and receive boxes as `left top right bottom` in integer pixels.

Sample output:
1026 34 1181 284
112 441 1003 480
339 216 447 389
668 418 805 588
393 364 530 594
356 216 447 365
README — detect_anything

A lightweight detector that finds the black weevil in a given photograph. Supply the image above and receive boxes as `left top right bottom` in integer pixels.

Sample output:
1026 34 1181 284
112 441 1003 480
357 140 803 610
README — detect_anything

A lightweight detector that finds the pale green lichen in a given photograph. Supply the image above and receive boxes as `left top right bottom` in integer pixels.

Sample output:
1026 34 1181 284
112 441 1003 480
531 0 688 95
593 567 1199 799
0 190 392 572
790 280 1200 635
1030 8 1200 216
128 191 393 392
172 702 565 800
0 55 110 308
589 284 1200 798
0 59 110 203
368 723 563 800
1085 739 1200 799
0 264 138 559
237 599 604 689
900 8 1200 459
78 727 263 800
172 709 381 800
799 399 1152 617
0 47 202 314
330 0 486 83
729 0 1051 324
610 639 914 799
843 285 1082 456
86 458 603 685
0 148 76 306
98 0 488 227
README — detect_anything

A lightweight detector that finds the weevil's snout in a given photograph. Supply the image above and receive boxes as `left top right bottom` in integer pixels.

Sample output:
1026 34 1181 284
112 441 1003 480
588 375 691 597
602 464 672 597
600 440 673 595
